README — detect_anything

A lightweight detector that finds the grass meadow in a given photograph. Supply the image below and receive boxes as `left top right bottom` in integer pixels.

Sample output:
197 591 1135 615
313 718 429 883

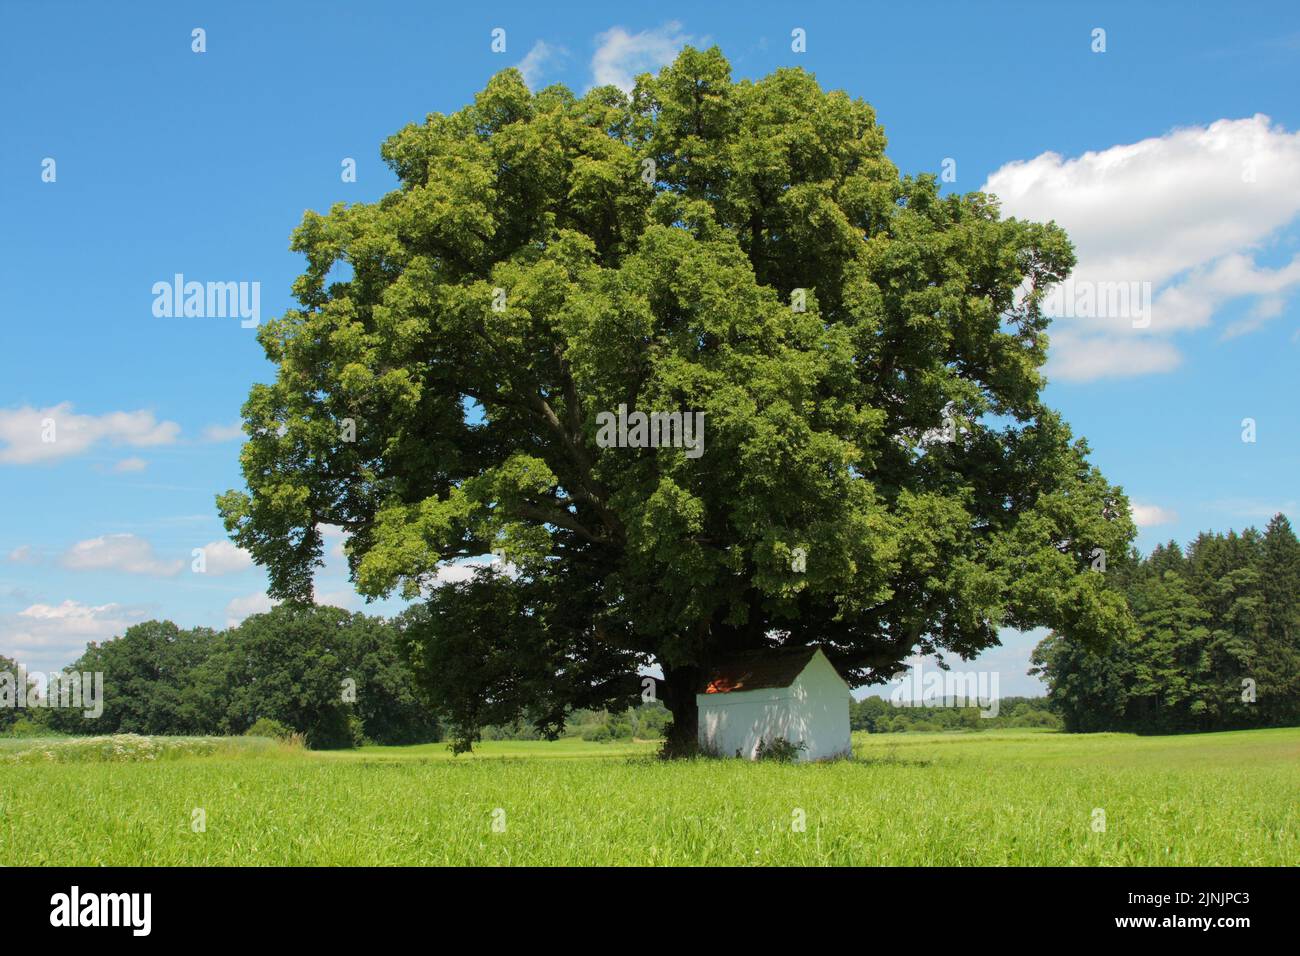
0 728 1295 866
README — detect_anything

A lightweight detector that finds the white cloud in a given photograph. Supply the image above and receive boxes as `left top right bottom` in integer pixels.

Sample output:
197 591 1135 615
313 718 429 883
6 545 40 565
1131 502 1179 527
1045 329 1182 382
591 21 698 93
112 457 148 473
1150 252 1300 336
319 523 348 561
314 587 359 611
11 601 125 645
434 563 480 586
1228 295 1288 340
225 591 278 628
0 403 181 465
516 40 565 89
983 115 1300 381
433 555 515 587
197 540 254 576
60 534 184 577
0 600 149 673
201 421 244 443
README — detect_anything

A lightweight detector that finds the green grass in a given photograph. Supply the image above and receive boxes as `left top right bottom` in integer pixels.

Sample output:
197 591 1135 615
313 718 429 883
1 728 1295 865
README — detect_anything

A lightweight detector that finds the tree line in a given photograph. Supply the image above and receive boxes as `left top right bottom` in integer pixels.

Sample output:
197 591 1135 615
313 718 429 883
1032 513 1300 733
0 601 674 749
2 605 438 748
851 695 1060 733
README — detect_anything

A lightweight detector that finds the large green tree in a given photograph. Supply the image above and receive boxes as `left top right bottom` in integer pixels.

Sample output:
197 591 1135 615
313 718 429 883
219 48 1134 751
44 620 219 736
219 604 437 748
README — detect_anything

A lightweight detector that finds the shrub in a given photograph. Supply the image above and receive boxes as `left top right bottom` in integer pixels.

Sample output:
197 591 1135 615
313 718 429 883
3 716 64 738
245 717 293 740
755 736 806 762
347 714 367 748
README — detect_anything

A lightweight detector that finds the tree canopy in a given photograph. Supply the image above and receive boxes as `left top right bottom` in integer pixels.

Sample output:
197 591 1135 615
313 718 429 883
218 47 1135 750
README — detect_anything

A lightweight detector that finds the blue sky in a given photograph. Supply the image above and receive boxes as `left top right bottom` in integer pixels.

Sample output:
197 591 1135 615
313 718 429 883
2 1 1298 694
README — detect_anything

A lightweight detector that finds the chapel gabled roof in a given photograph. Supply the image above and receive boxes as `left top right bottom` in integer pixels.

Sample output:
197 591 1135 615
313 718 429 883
699 646 823 695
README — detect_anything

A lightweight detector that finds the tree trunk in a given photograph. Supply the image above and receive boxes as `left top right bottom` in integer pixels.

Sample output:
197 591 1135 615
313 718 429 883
661 664 700 757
